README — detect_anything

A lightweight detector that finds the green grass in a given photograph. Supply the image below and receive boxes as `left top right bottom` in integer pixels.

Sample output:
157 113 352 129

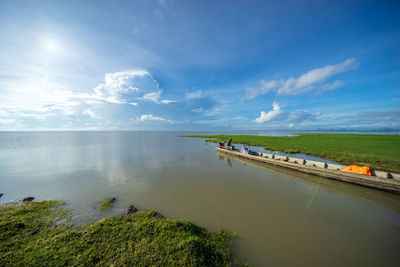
99 198 116 211
0 200 235 266
184 134 400 173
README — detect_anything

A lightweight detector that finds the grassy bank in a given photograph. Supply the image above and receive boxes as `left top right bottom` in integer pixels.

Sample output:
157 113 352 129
0 200 235 266
185 134 400 173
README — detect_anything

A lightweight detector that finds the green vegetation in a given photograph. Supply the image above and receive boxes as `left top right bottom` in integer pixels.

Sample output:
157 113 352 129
99 197 116 211
1 200 235 266
185 134 400 173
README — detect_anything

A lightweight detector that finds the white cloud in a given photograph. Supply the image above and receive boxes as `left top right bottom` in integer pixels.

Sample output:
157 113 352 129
253 102 285 123
253 102 320 125
0 68 181 129
160 99 175 104
292 59 355 90
139 90 175 104
91 70 174 105
186 90 203 99
244 58 357 99
1 70 157 121
140 91 161 102
137 114 167 122
322 80 344 91
245 80 277 100
93 70 151 103
83 108 99 120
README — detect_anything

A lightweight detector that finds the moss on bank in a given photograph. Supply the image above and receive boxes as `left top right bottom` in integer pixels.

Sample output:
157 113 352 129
184 134 400 173
0 200 235 266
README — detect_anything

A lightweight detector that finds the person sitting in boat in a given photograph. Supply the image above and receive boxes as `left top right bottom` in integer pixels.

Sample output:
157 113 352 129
226 138 234 150
227 138 232 146
241 145 249 154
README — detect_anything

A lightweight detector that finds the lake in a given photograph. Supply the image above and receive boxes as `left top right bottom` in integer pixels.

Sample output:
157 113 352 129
0 131 399 266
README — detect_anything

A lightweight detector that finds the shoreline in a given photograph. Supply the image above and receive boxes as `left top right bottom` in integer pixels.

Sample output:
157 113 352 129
0 199 236 266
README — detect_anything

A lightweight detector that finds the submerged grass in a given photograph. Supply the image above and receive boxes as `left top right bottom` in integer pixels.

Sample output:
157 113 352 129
0 200 235 266
99 198 116 211
184 134 400 173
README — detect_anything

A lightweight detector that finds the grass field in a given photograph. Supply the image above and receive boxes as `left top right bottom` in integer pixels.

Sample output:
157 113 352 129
0 200 235 266
184 134 400 173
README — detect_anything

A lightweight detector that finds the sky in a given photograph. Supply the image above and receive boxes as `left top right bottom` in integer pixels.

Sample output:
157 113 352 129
0 0 399 130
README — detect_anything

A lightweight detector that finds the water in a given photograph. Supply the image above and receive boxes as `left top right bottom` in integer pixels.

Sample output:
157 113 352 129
0 131 399 266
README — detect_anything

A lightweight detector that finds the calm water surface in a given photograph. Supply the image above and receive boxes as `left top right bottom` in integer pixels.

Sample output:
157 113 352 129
0 131 399 266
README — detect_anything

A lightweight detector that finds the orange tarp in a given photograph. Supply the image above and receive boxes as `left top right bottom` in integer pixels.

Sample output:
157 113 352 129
342 165 371 176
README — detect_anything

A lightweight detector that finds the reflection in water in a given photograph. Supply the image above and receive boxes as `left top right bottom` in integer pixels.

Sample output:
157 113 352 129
0 131 399 267
226 158 232 167
217 151 400 214
304 176 323 219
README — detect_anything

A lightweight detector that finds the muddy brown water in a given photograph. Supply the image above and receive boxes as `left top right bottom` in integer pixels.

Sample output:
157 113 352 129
0 131 399 266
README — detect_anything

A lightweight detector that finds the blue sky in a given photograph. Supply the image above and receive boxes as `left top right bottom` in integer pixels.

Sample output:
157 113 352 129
0 0 399 130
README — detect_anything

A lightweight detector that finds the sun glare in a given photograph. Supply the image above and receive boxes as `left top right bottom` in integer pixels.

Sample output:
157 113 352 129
40 37 61 53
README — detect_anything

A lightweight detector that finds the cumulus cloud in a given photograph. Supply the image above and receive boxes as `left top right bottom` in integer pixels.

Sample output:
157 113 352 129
244 58 358 99
92 70 174 104
253 102 320 125
93 70 149 103
253 102 285 123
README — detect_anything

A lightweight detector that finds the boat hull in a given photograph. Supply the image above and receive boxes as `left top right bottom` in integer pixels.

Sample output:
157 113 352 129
216 147 400 195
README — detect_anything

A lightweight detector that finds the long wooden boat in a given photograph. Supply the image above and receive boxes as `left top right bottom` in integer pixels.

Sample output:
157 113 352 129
216 146 400 195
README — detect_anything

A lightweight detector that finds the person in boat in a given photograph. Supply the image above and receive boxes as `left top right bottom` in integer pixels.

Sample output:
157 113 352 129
226 138 234 150
226 138 232 146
